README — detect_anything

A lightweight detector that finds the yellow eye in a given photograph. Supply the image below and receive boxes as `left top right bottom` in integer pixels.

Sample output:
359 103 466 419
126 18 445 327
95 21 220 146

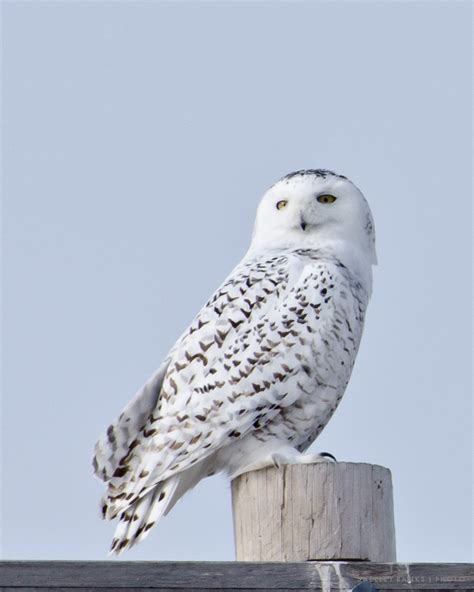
317 194 337 204
276 200 288 210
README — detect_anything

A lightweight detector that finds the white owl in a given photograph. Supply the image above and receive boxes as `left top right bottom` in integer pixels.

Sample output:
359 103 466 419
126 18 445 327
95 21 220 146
93 169 377 554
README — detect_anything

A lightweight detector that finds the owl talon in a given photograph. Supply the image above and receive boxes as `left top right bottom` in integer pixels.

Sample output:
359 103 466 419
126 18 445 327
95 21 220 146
270 450 295 468
294 451 337 464
317 452 337 462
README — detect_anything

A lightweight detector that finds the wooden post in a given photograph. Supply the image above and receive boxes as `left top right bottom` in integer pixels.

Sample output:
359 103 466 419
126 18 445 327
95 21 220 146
231 461 396 562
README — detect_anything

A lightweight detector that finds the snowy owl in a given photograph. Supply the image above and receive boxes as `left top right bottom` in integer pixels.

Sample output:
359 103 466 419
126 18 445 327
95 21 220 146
93 168 377 554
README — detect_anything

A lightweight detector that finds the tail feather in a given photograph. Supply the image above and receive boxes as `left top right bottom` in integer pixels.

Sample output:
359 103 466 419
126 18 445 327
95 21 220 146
109 476 179 555
107 455 217 555
163 456 215 516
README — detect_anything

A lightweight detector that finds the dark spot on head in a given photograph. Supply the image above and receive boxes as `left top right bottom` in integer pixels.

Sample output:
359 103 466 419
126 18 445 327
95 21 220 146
278 169 342 183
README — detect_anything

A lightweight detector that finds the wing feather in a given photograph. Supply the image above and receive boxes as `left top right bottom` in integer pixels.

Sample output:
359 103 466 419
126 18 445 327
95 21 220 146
93 361 170 483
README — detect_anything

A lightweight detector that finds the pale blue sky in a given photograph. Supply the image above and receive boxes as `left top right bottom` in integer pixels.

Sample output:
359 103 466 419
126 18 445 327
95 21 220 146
1 1 472 562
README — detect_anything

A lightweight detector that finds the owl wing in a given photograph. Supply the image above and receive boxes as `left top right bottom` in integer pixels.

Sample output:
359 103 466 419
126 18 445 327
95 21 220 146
99 252 341 518
93 360 171 482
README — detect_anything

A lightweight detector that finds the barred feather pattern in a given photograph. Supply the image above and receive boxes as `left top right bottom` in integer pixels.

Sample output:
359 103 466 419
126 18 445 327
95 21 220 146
93 248 369 554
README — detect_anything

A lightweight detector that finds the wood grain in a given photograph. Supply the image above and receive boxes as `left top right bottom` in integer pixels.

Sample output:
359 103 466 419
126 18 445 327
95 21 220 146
0 561 473 590
231 462 396 562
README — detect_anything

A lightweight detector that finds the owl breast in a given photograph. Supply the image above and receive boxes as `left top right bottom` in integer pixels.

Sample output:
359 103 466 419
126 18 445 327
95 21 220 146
214 252 369 476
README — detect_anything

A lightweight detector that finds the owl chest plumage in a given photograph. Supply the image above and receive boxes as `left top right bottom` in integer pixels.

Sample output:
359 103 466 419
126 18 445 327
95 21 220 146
162 251 368 453
238 252 368 452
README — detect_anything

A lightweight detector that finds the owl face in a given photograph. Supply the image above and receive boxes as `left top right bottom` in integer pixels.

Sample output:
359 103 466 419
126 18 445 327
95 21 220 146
251 170 377 265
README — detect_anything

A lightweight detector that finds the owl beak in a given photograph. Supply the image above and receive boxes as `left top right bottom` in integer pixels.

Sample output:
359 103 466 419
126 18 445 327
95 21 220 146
300 215 308 231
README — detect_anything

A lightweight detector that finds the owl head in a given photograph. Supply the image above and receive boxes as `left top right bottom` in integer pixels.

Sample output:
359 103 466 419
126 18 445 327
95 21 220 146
250 169 377 268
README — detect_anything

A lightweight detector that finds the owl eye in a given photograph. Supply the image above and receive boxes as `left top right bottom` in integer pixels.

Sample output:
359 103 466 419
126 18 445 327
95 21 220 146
317 194 337 204
276 200 288 210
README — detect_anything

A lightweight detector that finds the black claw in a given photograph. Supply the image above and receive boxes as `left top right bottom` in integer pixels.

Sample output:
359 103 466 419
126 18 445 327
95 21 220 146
319 451 337 462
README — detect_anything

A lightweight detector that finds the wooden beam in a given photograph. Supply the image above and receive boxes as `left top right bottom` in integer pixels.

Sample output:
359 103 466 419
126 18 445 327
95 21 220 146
0 561 473 591
231 462 396 562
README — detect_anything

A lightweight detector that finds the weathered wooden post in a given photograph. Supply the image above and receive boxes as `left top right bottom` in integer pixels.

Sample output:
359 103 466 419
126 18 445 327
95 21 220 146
231 461 396 562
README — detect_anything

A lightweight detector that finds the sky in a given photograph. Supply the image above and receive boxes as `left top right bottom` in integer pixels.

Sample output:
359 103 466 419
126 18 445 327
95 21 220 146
1 0 472 563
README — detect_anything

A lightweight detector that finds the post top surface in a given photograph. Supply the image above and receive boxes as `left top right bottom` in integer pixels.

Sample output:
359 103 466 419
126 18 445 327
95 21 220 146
232 461 392 480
